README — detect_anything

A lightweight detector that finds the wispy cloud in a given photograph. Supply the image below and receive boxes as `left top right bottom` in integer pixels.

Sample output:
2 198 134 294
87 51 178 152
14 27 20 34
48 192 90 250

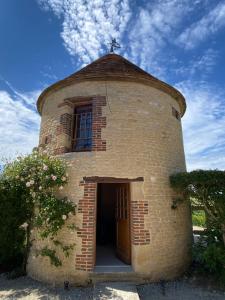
36 0 225 171
40 65 58 81
38 0 131 65
126 0 191 75
0 88 41 161
37 0 194 74
2 78 41 108
37 0 218 77
174 48 218 78
177 1 225 49
177 80 225 170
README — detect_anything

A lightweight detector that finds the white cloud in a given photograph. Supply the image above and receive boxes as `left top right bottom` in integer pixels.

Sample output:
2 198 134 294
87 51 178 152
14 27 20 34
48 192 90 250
36 0 225 171
37 0 218 77
40 65 59 81
177 1 225 49
38 0 131 65
38 0 193 74
174 48 218 78
177 81 225 170
0 89 41 162
125 0 192 77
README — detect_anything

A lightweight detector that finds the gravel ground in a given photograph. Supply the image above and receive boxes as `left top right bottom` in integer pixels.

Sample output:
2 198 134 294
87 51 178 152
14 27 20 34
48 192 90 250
0 274 93 300
0 274 225 299
137 280 225 300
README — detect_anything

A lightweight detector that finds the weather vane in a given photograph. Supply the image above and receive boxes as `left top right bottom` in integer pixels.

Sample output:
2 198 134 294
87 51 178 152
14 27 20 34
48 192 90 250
109 38 121 53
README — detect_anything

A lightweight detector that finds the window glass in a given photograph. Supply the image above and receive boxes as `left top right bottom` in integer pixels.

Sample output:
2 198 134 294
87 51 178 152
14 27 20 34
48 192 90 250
73 105 92 151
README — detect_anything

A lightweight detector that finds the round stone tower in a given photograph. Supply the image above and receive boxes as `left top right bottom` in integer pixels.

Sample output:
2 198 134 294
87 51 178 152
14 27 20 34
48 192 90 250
28 54 192 285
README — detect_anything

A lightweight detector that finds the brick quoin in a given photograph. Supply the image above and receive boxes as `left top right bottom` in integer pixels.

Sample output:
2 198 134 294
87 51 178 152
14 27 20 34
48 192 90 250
56 113 72 136
75 182 97 271
131 200 150 245
92 96 107 151
75 180 150 271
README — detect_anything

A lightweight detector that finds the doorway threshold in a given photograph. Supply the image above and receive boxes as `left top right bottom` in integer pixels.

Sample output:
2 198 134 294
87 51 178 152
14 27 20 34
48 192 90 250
94 265 133 273
95 245 133 273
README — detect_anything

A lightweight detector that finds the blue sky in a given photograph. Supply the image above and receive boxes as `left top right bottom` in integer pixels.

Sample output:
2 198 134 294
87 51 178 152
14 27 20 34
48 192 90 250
0 0 225 170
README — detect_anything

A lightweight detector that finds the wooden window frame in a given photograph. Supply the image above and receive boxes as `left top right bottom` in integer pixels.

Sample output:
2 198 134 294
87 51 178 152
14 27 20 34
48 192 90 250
71 104 93 152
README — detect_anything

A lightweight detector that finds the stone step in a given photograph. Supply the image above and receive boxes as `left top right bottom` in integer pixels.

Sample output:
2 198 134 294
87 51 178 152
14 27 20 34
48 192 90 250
90 271 146 284
94 265 133 273
93 282 140 300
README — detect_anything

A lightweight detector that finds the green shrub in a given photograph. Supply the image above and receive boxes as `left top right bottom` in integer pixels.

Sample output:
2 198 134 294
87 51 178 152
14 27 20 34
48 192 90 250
192 210 206 227
0 182 26 270
170 170 225 283
193 239 225 282
170 170 225 245
0 150 76 273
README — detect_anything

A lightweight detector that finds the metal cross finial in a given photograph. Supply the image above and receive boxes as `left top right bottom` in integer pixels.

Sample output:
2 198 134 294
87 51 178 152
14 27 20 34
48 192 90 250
109 38 121 53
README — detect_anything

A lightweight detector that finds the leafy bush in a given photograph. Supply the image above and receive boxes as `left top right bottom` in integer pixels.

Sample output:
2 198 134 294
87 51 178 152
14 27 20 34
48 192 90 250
170 170 225 283
170 170 225 245
0 181 26 270
192 210 206 227
193 238 225 282
0 150 76 273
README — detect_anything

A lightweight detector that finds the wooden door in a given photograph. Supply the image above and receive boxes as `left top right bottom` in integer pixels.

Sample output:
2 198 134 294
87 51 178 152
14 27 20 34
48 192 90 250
115 183 131 264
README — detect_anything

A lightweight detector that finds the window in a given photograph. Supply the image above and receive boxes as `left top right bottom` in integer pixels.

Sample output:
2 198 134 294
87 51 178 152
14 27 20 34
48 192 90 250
172 107 180 120
44 135 52 145
72 105 92 151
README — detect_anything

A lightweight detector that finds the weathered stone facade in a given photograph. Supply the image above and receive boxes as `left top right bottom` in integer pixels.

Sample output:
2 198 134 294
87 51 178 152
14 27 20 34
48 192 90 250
27 54 192 285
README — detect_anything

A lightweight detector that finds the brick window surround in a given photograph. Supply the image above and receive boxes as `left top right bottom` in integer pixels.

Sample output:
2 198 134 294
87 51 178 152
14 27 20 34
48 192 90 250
54 96 106 155
75 177 150 272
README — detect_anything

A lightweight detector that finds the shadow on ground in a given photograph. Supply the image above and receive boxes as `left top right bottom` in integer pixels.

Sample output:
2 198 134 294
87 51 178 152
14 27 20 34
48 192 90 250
0 274 93 300
137 280 225 300
1 274 225 300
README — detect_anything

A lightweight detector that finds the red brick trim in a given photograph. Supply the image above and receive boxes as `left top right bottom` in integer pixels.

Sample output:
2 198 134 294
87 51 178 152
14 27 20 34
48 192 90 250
131 200 150 245
55 96 106 153
75 179 150 271
56 113 72 136
92 96 107 151
75 182 97 271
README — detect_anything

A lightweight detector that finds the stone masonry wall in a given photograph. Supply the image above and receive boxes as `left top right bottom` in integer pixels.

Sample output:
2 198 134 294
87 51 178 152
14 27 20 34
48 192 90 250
28 80 192 285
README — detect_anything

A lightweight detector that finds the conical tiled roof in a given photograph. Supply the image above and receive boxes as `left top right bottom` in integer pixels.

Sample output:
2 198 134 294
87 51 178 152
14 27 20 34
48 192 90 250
37 54 186 116
69 53 161 81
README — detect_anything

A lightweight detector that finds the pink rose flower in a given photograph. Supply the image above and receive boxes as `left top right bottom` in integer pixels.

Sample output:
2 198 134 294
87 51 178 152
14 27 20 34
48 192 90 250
51 175 57 181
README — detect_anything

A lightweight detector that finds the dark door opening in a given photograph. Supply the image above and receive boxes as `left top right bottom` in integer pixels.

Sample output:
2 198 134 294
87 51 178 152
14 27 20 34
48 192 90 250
96 183 131 268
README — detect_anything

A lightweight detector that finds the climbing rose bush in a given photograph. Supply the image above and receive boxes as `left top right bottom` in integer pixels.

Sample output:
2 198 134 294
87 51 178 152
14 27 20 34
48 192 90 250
0 150 76 271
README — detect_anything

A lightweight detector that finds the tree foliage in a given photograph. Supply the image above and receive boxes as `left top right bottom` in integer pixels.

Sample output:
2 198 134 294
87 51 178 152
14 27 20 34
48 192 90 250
0 181 26 270
170 170 225 282
170 170 225 244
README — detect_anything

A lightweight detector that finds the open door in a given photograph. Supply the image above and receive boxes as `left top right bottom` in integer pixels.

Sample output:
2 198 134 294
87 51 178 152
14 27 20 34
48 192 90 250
115 183 131 264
